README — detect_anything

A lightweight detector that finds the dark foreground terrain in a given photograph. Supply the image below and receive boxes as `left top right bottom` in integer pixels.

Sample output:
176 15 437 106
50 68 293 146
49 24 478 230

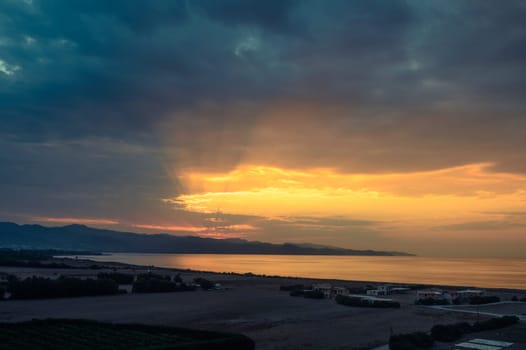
0 319 254 350
1 254 525 350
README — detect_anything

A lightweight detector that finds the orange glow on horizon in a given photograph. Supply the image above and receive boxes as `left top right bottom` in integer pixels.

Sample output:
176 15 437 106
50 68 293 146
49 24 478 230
32 217 120 225
168 163 526 234
132 224 209 232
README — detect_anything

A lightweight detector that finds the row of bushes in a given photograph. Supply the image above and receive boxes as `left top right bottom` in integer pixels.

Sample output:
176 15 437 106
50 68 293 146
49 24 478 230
335 295 400 308
132 279 195 293
133 273 192 293
416 298 449 305
417 295 501 306
1 272 218 299
431 316 520 343
0 319 255 350
390 332 434 350
7 276 121 299
288 289 325 299
468 295 500 305
131 274 216 293
97 272 135 284
389 316 520 350
96 272 187 285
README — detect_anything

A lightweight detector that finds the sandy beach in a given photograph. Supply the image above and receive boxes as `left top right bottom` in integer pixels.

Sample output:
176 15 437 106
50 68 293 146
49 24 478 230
1 258 525 349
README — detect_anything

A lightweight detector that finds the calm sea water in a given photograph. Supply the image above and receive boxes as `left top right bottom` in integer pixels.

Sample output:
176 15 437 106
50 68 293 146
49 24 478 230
81 253 526 290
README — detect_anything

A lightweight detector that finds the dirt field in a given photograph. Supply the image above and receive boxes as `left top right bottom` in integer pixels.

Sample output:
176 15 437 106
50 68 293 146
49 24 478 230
1 263 525 350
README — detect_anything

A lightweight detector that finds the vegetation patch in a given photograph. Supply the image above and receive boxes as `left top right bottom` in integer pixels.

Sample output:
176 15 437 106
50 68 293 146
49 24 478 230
415 298 449 305
471 315 519 332
303 290 325 299
97 272 135 284
336 295 400 308
289 290 305 297
7 276 120 299
430 322 472 342
0 319 255 350
389 332 434 350
193 277 215 290
390 316 520 349
132 273 195 293
468 295 500 305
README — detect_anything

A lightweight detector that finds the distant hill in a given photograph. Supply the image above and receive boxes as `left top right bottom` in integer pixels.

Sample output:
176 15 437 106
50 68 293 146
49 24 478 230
0 222 412 256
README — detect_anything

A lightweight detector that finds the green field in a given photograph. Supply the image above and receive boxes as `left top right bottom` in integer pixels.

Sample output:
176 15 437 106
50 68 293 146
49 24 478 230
0 319 255 350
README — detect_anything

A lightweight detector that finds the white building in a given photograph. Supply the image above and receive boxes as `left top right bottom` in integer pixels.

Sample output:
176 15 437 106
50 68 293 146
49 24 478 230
366 285 390 296
457 289 484 297
416 290 443 300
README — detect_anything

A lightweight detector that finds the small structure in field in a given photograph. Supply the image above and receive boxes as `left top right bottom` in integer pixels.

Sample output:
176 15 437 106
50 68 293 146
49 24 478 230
366 285 391 296
416 290 443 300
312 283 333 298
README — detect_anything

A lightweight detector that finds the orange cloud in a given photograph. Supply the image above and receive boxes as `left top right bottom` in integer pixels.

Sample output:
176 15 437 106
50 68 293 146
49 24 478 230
132 224 208 232
168 163 526 232
131 223 259 239
221 224 259 231
32 217 119 225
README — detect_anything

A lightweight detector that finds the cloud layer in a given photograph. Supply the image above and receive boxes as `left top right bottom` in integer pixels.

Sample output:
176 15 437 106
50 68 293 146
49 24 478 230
2 0 526 257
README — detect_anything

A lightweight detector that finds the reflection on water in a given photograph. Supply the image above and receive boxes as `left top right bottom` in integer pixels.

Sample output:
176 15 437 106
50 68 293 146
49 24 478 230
83 254 526 289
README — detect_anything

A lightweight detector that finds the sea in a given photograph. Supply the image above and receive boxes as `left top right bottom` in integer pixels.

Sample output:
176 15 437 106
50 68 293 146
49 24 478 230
77 253 526 290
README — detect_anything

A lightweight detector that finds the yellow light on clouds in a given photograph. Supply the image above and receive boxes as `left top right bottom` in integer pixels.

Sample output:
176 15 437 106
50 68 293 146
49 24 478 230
168 163 526 227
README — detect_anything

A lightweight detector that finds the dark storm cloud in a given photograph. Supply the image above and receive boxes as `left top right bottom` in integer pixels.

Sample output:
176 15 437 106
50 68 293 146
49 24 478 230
0 0 302 140
195 0 300 33
3 0 524 142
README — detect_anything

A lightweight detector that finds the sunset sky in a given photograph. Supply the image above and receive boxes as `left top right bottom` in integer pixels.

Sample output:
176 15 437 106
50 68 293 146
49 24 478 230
1 0 526 257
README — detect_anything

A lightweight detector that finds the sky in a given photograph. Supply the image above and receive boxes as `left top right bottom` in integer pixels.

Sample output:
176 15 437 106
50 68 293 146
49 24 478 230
1 0 526 257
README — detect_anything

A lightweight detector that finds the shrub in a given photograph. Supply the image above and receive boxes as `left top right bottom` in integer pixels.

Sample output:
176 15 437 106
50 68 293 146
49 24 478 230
136 272 171 281
335 295 400 308
472 316 519 332
469 295 500 305
194 278 215 290
174 273 183 283
289 290 304 297
97 272 134 284
431 322 471 342
389 332 434 350
7 276 120 299
428 317 519 343
133 273 195 293
303 290 325 299
416 298 449 305
133 279 175 293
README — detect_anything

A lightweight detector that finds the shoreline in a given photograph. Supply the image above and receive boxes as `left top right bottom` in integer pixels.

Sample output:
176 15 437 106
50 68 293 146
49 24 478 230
59 255 526 294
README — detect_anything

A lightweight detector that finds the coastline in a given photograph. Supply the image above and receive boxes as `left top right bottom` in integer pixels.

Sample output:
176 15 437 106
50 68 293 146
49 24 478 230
63 253 526 291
